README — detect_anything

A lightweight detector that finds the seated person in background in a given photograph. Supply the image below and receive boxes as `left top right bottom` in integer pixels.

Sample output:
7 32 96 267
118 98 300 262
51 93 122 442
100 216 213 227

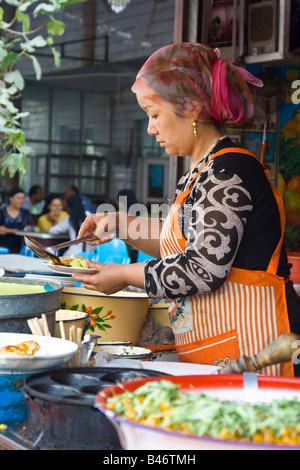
36 194 68 232
22 185 45 216
0 187 30 253
64 185 96 214
49 194 94 256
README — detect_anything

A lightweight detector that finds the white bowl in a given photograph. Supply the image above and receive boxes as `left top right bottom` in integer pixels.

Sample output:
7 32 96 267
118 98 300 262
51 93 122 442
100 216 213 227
97 341 132 346
93 344 152 360
0 332 78 374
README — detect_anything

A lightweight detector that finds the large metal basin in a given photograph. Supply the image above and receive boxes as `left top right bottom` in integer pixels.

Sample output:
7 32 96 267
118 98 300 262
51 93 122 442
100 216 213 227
0 278 62 335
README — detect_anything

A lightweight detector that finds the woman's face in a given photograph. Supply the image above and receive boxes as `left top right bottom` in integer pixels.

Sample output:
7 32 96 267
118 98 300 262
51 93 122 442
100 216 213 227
9 192 25 209
48 198 62 215
136 94 195 157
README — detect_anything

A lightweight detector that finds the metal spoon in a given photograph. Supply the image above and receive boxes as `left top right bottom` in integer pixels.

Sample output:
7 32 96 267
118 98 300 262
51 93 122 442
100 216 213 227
24 234 97 264
24 229 118 263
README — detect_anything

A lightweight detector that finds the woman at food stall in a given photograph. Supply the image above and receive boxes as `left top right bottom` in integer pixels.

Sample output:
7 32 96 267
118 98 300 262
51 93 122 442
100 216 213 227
73 42 300 377
0 187 30 253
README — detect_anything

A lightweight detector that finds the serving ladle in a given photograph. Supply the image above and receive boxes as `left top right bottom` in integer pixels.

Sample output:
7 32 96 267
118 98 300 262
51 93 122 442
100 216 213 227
25 229 119 265
24 234 97 265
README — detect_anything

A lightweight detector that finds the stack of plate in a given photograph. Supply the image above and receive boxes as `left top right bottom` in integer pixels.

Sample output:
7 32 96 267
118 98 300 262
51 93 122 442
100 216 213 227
25 273 76 287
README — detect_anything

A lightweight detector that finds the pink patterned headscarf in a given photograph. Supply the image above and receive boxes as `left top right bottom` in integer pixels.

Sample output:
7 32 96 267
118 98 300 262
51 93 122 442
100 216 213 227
131 43 263 125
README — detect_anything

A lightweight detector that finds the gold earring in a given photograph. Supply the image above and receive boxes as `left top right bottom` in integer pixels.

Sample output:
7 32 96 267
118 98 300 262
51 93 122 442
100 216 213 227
192 121 198 143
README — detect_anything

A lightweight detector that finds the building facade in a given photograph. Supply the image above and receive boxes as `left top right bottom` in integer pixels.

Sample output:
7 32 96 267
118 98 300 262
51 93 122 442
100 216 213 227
18 0 176 207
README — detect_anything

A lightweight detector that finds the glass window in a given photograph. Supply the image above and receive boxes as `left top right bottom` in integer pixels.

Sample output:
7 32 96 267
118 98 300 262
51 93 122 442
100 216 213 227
51 88 80 142
83 142 109 157
81 153 109 177
81 158 97 177
94 179 107 196
81 178 107 198
83 93 111 145
50 144 80 175
20 85 111 200
81 177 96 196
49 176 79 195
22 142 48 190
21 142 48 192
21 85 49 140
97 158 109 177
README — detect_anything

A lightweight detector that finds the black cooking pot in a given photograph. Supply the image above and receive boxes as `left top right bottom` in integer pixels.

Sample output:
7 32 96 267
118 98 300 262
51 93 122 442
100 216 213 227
22 366 168 450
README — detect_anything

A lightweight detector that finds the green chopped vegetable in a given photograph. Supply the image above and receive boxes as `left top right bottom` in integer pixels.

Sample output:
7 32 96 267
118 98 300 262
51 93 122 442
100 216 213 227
106 380 300 445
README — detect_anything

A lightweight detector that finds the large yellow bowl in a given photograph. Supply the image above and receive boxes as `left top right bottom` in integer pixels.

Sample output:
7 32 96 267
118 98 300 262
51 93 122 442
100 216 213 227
61 287 151 345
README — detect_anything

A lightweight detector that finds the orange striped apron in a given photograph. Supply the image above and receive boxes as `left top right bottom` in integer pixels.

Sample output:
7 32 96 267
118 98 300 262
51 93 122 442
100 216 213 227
161 148 293 376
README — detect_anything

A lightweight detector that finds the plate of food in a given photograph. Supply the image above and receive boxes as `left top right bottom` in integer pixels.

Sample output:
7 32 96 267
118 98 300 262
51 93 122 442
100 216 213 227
0 332 78 374
44 255 98 275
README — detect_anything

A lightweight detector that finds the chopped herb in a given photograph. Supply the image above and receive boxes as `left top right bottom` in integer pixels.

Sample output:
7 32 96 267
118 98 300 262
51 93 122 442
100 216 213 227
106 380 300 446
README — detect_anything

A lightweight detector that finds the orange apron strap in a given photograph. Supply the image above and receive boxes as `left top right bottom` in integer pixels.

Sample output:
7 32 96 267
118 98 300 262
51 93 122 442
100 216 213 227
265 185 286 275
175 148 258 205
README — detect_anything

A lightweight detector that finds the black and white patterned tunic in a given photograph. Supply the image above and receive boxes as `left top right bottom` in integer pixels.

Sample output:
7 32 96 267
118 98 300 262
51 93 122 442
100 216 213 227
144 137 290 300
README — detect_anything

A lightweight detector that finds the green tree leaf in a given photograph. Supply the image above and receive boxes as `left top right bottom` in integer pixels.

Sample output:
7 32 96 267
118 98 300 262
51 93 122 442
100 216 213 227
33 3 58 17
51 46 61 67
64 0 85 6
46 20 65 36
0 52 20 70
3 0 20 7
31 55 42 80
4 70 25 90
0 48 7 62
0 0 86 179
18 1 34 13
21 35 47 52
1 153 29 178
16 9 30 32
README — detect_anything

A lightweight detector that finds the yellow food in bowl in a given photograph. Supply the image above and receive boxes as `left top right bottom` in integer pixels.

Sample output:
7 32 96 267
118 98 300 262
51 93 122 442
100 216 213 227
50 256 89 268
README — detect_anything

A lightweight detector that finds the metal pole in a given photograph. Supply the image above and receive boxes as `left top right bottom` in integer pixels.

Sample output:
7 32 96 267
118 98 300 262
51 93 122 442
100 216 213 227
168 0 199 206
168 0 184 206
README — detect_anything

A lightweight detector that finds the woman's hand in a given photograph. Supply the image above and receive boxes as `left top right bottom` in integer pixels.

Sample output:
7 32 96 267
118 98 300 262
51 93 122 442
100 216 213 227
78 212 118 246
72 260 146 294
